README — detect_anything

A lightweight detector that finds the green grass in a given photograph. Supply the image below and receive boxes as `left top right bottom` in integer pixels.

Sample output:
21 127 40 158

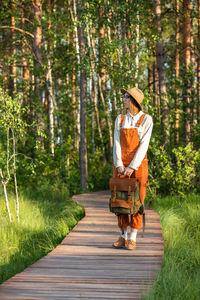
1 184 200 299
0 183 85 283
144 193 200 300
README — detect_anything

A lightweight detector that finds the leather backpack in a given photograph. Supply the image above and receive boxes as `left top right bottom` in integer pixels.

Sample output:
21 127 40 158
109 175 145 235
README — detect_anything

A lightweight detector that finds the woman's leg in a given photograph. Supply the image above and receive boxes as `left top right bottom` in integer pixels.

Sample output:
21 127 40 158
117 214 129 229
113 215 129 248
128 178 147 244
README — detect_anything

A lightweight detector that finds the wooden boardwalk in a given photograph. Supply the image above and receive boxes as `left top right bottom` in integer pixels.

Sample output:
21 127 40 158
0 190 164 299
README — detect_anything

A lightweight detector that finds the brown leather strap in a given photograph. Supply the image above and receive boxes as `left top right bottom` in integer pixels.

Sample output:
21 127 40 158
142 212 145 238
136 113 146 128
120 114 125 128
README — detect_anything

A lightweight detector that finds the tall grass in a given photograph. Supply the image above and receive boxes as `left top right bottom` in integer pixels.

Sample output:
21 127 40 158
0 183 84 283
144 193 200 300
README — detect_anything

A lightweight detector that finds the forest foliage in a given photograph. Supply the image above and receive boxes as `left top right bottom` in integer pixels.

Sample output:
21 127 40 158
0 0 200 210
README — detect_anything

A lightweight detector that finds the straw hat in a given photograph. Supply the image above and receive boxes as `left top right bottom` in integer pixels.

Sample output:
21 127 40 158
121 87 144 110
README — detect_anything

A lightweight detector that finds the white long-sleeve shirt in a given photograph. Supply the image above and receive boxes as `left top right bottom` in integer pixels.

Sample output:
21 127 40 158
113 110 153 170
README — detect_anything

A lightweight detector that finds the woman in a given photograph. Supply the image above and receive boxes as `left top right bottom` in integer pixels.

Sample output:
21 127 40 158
113 87 153 250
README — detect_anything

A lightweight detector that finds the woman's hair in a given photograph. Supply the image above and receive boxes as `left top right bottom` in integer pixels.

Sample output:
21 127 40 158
130 95 141 111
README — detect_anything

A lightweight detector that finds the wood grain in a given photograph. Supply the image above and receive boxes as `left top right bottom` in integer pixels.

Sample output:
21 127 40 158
0 190 164 299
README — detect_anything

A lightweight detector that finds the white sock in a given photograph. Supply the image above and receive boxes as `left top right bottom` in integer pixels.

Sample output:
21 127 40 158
120 228 128 240
129 229 138 242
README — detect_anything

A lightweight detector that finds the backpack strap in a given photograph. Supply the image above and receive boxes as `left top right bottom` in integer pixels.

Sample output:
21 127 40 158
120 114 125 128
136 113 146 128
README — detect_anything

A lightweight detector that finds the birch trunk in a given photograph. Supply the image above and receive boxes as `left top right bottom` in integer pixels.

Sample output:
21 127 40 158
98 75 113 159
0 128 12 222
55 77 65 173
0 170 12 222
47 0 54 156
72 31 79 150
11 128 19 222
86 23 95 155
89 72 95 155
69 0 80 150
107 16 118 118
98 7 113 159
89 26 106 158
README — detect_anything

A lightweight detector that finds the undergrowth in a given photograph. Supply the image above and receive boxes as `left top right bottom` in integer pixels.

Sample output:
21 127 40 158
144 193 200 300
0 183 84 283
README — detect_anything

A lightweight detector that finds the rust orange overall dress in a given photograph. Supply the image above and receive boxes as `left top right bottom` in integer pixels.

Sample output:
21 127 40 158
113 113 148 230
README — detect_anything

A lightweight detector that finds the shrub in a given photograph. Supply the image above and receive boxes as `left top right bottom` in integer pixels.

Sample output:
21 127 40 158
148 142 200 196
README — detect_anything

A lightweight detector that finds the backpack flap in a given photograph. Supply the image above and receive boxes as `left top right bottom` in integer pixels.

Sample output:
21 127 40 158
109 176 138 191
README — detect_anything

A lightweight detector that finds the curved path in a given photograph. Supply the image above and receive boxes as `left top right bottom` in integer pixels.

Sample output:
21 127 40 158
0 191 164 299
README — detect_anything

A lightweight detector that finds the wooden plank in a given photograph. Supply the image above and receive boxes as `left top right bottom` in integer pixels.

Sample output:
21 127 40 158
0 191 164 300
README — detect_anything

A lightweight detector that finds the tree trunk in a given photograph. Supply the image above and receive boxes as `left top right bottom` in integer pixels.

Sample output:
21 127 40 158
198 0 200 122
134 9 139 86
98 7 113 159
153 59 160 119
32 0 44 149
107 17 118 120
89 72 95 155
0 170 12 222
12 128 19 222
190 8 196 127
182 0 192 143
55 76 65 174
0 128 12 222
21 3 31 93
78 1 88 189
154 0 169 145
2 29 8 91
47 0 55 156
98 7 108 91
9 1 16 95
86 23 95 155
147 40 153 99
72 31 79 150
68 0 80 150
89 25 106 159
175 0 180 146
98 75 113 160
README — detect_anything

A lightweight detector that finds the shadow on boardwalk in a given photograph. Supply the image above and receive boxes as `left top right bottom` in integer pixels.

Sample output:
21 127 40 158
0 190 164 300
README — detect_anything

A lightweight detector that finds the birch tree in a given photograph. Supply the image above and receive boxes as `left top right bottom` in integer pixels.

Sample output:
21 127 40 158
0 89 27 222
46 0 55 156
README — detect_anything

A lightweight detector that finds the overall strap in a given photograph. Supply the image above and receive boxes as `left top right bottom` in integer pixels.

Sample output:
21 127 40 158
136 113 146 128
120 114 125 128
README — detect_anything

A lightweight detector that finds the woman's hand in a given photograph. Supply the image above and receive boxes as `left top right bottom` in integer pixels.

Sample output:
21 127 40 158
117 166 125 175
124 167 134 177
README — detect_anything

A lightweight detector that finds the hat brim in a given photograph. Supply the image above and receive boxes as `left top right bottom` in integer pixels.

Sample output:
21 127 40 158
121 88 143 110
